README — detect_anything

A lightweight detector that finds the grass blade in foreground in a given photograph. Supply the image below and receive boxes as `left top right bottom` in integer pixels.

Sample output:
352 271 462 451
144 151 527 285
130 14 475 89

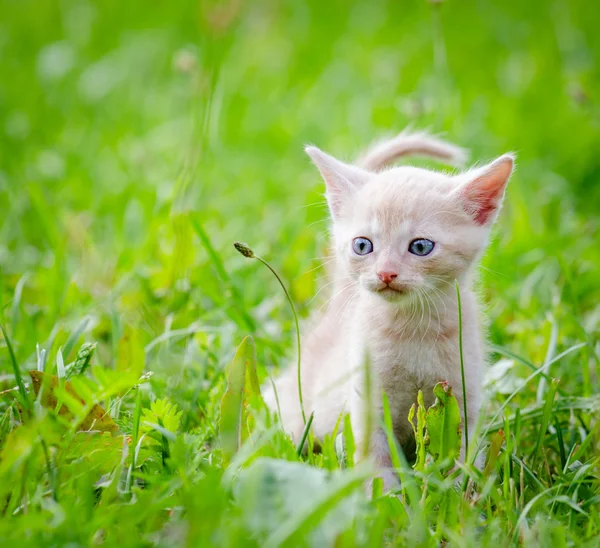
296 411 315 457
219 335 259 464
0 321 31 412
455 281 469 457
263 465 372 547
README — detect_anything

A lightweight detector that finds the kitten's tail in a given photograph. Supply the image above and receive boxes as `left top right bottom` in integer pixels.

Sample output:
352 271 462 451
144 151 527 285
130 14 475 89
356 129 468 171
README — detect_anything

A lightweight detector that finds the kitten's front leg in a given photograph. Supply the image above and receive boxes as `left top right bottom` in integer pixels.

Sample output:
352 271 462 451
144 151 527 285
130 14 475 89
368 428 399 492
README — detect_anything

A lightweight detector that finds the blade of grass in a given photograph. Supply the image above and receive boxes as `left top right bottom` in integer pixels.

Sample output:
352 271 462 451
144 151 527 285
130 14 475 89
266 370 284 427
0 321 30 412
532 378 559 465
62 316 91 361
476 342 586 457
568 429 596 466
455 281 469 458
488 343 567 397
485 394 599 432
503 413 512 502
39 436 57 501
511 485 562 544
382 393 420 505
126 388 143 493
10 273 29 332
509 452 546 491
553 416 567 471
263 466 372 548
536 317 558 403
295 411 314 457
363 352 373 462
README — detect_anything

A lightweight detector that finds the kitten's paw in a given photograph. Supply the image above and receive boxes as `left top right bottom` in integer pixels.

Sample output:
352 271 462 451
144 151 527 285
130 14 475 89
379 467 400 493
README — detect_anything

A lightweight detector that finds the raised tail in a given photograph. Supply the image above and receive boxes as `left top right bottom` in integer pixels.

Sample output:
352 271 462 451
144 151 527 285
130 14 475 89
356 129 468 171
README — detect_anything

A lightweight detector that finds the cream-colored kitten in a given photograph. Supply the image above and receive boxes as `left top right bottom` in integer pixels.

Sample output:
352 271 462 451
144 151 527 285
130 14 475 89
264 130 513 487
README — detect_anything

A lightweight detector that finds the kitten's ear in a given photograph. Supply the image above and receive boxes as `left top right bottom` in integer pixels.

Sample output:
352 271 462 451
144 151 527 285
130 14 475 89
305 146 371 219
454 154 515 226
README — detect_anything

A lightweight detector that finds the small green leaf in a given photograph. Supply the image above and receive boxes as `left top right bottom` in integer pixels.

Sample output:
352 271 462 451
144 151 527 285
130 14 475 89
409 390 427 471
219 336 259 464
424 382 462 468
484 429 505 476
141 398 182 435
141 398 182 467
342 414 355 468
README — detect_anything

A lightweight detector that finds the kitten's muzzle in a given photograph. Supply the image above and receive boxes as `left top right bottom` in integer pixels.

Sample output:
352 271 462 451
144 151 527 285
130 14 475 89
376 271 410 294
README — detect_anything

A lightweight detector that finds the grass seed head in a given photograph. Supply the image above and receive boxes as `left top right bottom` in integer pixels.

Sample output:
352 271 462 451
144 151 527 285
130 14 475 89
234 242 255 258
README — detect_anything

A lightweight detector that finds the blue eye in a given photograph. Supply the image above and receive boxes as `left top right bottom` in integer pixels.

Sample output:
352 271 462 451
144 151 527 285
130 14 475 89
352 237 373 255
408 238 435 256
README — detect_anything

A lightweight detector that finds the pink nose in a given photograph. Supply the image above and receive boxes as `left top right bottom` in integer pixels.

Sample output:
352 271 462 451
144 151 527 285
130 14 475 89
378 271 398 285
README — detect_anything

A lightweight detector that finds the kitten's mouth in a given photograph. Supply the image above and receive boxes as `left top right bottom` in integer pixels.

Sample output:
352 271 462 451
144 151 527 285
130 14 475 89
363 280 412 300
378 286 400 293
376 285 409 297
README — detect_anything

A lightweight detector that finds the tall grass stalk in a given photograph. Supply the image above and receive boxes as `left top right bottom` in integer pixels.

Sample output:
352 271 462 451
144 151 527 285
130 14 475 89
455 281 469 458
234 242 306 424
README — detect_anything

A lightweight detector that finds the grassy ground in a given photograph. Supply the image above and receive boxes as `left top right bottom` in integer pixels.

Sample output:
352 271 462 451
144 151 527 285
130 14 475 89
1 0 599 545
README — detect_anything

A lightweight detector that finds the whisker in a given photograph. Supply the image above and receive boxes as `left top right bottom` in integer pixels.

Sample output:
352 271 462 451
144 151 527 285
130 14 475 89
421 288 433 344
479 264 508 278
303 258 336 276
299 201 328 210
308 218 330 229
308 277 340 306
317 279 356 313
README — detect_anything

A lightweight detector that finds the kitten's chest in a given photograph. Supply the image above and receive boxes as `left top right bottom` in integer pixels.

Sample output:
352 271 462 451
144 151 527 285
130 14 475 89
370 328 456 418
370 337 449 442
373 341 442 404
369 330 456 383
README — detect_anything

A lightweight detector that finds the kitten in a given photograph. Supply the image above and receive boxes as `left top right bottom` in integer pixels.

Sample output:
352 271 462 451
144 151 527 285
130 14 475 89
263 130 513 488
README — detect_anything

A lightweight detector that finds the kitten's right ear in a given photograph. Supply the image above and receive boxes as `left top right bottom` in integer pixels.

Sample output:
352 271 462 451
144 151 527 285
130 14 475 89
305 146 371 219
454 154 515 226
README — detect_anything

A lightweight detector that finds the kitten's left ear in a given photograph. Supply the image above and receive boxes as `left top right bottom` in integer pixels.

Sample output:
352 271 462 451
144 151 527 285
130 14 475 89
454 154 515 226
305 146 371 219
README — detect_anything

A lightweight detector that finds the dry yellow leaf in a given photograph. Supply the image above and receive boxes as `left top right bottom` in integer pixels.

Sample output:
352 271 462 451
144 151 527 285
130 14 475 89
29 371 118 433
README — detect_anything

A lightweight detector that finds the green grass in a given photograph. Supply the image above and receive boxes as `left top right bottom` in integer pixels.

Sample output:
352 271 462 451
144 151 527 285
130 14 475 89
1 0 599 545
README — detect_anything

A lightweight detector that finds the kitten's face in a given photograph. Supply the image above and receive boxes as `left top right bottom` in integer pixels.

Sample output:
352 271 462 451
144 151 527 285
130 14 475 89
305 146 513 305
334 168 487 303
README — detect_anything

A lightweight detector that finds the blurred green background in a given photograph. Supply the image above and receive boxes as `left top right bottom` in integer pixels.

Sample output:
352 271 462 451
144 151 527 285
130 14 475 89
2 0 599 368
0 0 599 544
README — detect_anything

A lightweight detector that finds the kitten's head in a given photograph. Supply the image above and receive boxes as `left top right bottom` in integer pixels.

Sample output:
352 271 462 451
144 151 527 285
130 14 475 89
306 146 514 303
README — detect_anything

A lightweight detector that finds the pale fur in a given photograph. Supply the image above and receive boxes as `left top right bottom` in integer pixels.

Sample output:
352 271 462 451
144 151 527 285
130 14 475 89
263 130 513 489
